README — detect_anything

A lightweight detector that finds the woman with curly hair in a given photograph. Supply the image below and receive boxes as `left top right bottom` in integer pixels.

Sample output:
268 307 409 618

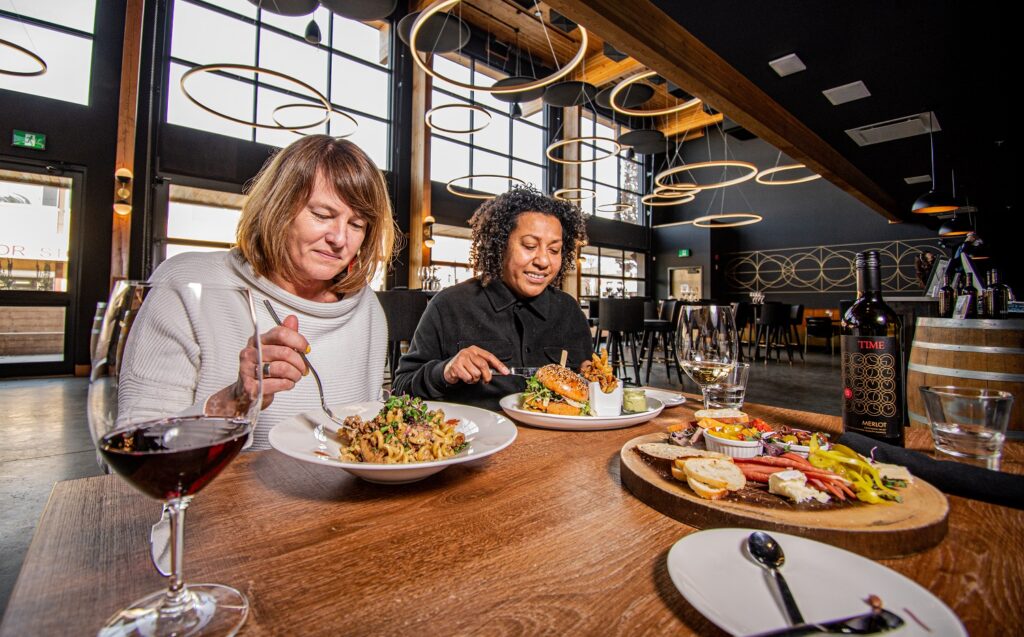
393 186 593 410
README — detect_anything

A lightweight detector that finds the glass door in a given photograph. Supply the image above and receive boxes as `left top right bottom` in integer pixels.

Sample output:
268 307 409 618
0 160 82 376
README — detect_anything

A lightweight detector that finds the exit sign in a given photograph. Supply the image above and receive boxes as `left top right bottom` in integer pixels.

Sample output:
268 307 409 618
677 249 691 257
12 129 46 150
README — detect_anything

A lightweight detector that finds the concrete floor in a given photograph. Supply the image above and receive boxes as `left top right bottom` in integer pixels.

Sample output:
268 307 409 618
0 347 842 617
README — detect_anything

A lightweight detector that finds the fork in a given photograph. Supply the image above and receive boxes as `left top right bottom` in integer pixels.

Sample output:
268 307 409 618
262 301 351 453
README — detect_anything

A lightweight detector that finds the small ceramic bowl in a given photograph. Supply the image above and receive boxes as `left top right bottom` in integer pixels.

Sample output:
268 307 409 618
762 430 829 459
703 427 763 459
589 381 622 417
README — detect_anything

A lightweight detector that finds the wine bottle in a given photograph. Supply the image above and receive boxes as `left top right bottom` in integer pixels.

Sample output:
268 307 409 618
937 270 955 318
841 251 905 446
984 269 1009 319
962 273 978 318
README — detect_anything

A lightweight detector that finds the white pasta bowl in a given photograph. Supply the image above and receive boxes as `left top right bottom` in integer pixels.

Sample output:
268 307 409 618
268 401 518 484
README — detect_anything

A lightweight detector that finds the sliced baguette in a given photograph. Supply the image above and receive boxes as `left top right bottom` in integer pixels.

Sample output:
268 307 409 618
686 475 728 500
683 458 747 491
638 442 728 465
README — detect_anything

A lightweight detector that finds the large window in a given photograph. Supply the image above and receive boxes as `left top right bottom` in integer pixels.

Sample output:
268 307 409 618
428 229 475 289
578 110 643 225
429 55 547 196
580 246 646 299
166 0 392 168
0 0 97 105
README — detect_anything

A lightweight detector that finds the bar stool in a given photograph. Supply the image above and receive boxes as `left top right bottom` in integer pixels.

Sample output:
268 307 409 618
789 304 805 362
376 290 430 382
805 316 836 357
752 302 794 364
641 299 684 384
732 301 753 362
597 298 644 384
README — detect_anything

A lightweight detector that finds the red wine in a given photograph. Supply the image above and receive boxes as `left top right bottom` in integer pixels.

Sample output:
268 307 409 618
99 416 251 500
841 251 906 446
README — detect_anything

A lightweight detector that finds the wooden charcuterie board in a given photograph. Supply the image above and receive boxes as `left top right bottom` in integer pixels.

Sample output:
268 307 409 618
620 433 949 558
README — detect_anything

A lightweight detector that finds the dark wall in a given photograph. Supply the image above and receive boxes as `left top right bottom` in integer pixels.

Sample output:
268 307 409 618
652 134 939 307
0 1 126 369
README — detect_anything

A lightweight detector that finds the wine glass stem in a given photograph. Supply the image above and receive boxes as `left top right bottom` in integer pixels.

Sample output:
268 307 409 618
164 498 191 611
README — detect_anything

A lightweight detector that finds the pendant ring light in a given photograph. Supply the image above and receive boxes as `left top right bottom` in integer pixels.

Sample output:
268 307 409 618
410 0 588 95
642 192 696 206
447 174 526 199
609 70 701 117
546 136 620 165
596 203 633 214
553 187 596 202
272 103 358 137
692 213 763 228
181 64 331 130
755 164 821 185
425 104 491 134
654 184 701 197
0 38 47 76
655 160 758 190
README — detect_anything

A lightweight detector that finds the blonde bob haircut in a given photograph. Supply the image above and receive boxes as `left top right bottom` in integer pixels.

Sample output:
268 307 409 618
237 135 397 296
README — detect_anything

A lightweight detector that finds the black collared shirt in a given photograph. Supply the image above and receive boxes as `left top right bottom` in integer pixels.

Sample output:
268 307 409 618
392 278 593 411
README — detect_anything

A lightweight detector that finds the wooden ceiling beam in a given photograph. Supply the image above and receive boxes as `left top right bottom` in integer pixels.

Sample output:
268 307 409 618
570 54 641 86
658 110 723 140
543 0 899 221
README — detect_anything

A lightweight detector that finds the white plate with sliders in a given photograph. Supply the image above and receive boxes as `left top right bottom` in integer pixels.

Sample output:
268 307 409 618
643 389 686 407
498 393 664 430
268 401 517 484
666 528 965 636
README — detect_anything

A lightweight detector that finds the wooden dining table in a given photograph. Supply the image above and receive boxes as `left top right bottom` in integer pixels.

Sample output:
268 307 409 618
3 397 1023 636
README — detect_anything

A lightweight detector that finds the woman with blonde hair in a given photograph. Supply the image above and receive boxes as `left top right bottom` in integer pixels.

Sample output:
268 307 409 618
118 135 397 449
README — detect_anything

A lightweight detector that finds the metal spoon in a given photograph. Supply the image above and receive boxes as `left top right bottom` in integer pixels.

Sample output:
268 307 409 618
748 531 805 625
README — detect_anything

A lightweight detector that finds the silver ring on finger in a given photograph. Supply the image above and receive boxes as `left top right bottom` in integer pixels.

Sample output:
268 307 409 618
262 362 272 378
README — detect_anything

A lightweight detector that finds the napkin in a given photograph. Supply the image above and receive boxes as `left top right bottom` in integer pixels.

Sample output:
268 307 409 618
837 432 1024 510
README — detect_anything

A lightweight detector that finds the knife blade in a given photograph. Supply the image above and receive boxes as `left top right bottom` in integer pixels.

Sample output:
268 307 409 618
744 608 904 636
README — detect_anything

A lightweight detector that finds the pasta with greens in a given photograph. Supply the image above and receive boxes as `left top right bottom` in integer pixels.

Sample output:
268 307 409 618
338 395 467 463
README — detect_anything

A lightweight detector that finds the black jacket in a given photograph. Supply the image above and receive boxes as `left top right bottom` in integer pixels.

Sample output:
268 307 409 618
392 278 593 411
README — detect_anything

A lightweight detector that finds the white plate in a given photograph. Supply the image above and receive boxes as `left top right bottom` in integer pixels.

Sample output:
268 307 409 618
666 528 965 636
268 401 517 484
499 393 664 431
644 389 686 407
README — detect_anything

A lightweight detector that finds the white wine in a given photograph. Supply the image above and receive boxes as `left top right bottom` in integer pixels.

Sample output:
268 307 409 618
682 360 733 386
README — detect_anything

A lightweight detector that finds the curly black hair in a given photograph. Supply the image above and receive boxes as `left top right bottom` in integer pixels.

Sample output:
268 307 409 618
469 185 588 287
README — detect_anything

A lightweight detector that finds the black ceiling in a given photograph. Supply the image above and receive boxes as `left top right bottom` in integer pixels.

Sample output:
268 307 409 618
647 0 1014 226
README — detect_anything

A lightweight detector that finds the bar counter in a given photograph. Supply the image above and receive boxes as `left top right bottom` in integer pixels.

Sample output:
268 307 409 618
2 398 1022 635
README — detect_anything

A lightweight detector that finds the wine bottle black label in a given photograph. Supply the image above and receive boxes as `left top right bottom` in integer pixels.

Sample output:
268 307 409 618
841 336 902 438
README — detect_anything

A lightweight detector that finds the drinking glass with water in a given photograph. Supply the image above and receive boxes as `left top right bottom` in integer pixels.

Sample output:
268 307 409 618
705 362 750 409
919 386 1014 471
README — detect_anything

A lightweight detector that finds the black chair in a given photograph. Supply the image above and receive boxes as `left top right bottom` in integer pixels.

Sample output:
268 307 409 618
805 316 837 357
751 301 794 364
789 304 805 362
641 299 684 384
375 290 430 382
596 298 645 384
585 299 600 328
732 301 754 362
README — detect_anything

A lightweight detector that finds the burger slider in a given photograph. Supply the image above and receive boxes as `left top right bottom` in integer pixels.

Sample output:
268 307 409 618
522 364 590 416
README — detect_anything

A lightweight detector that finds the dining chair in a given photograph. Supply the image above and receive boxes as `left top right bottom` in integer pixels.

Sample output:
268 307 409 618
375 289 430 382
597 298 645 384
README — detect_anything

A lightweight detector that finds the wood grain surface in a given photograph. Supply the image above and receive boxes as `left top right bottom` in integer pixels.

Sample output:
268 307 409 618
621 433 948 558
2 396 1023 636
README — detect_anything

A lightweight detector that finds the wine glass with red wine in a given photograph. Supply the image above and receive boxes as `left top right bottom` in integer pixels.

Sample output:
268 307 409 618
88 281 262 636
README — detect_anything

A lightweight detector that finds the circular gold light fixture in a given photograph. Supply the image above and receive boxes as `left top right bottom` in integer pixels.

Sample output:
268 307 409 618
652 220 695 228
654 183 701 197
181 63 331 129
655 160 758 190
596 202 633 214
642 192 695 206
546 136 620 165
446 174 526 199
553 187 596 202
609 70 701 117
692 213 763 228
424 103 491 134
0 38 47 77
755 164 821 185
271 103 358 137
410 0 588 95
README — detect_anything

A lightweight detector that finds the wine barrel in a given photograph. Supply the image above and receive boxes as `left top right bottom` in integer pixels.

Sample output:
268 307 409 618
907 317 1024 431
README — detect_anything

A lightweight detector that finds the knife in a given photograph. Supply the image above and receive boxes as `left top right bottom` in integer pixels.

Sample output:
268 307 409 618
744 608 904 636
488 367 539 378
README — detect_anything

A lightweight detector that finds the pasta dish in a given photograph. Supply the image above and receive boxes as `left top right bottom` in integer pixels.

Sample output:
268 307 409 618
338 395 467 463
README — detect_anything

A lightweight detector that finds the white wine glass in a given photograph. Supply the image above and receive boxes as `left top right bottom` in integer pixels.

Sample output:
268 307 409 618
88 281 262 636
675 304 740 409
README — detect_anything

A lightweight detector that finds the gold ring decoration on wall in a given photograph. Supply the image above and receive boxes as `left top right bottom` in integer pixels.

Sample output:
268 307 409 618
545 136 620 165
655 160 758 190
0 38 47 77
180 63 331 129
409 0 588 95
609 70 701 117
755 164 822 185
272 103 358 137
692 213 763 228
446 174 526 199
425 104 491 134
553 187 596 202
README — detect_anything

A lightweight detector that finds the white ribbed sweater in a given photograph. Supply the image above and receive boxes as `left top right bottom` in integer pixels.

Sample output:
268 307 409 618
117 249 387 450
